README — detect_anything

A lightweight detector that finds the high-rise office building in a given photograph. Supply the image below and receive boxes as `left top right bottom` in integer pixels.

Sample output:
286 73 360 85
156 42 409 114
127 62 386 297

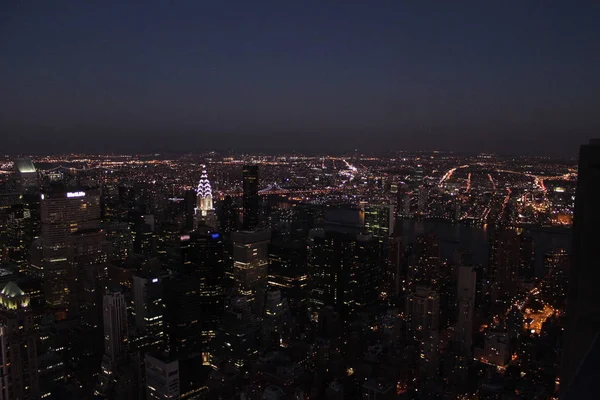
262 289 290 344
163 226 226 354
406 232 442 292
194 165 217 230
519 234 535 280
156 222 185 269
402 193 412 217
217 195 238 234
406 287 440 374
456 265 476 354
232 230 270 303
132 270 167 350
0 192 40 273
103 290 128 363
242 165 259 230
104 221 133 263
561 140 600 391
133 214 157 257
70 228 108 327
0 282 40 400
145 353 180 400
363 203 395 301
454 197 462 222
542 249 570 309
13 159 38 194
183 189 197 230
267 240 308 311
36 187 102 311
363 203 395 238
164 274 204 355
96 289 130 398
308 228 380 318
144 352 208 400
417 186 428 215
477 330 511 367
488 228 522 301
1 202 26 267
181 228 224 270
210 295 260 369
182 228 226 343
386 231 404 299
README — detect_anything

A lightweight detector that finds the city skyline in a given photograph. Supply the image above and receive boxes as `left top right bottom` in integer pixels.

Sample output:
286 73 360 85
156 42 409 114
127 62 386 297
2 1 600 156
0 146 581 398
0 1 596 397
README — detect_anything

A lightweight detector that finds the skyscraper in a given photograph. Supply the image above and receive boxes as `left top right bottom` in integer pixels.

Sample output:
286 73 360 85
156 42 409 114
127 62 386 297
68 227 108 328
132 270 167 350
262 288 290 344
488 228 522 301
386 231 404 299
182 228 226 344
210 295 260 368
232 230 270 293
194 165 217 230
164 274 205 355
164 228 226 355
406 287 440 374
363 203 395 238
145 353 180 400
519 234 535 280
232 230 270 311
267 240 309 311
402 193 412 217
561 139 600 391
242 165 259 230
363 203 395 301
102 290 128 363
308 229 380 318
13 158 38 194
183 189 197 230
217 195 238 234
406 232 442 292
417 186 428 215
96 290 130 398
542 249 570 309
0 282 39 400
456 265 476 354
36 187 102 313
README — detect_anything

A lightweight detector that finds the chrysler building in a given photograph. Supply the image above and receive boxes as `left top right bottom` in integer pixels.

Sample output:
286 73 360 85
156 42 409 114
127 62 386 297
195 165 217 229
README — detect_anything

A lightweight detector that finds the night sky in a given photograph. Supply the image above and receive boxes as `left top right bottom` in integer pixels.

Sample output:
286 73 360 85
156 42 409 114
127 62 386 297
1 1 599 155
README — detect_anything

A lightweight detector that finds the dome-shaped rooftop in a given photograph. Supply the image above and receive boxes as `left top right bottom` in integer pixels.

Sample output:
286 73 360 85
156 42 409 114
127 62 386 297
1 282 25 298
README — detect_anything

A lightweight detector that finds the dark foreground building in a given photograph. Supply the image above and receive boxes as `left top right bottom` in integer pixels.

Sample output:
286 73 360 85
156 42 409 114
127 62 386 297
242 165 259 230
561 139 600 396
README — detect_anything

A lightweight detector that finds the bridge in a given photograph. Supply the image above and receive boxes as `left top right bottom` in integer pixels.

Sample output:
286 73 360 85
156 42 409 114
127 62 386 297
218 187 340 198
258 183 284 194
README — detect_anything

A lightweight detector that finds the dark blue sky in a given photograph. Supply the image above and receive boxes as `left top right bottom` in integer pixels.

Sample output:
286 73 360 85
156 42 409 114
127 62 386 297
1 1 599 155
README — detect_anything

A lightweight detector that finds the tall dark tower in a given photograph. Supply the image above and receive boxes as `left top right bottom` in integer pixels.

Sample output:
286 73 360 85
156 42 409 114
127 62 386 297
218 195 238 234
561 139 600 393
242 165 259 230
0 282 40 399
165 228 225 353
35 187 103 315
488 229 521 301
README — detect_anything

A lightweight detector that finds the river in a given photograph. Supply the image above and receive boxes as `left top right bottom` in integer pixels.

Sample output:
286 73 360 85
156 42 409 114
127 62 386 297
396 219 571 275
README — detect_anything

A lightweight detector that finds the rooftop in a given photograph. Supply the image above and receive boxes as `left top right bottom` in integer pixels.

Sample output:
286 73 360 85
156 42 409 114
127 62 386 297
0 268 15 277
14 159 36 174
1 281 25 297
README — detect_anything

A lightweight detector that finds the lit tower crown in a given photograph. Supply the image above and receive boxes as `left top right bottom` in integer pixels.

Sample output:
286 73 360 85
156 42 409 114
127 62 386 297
196 165 214 215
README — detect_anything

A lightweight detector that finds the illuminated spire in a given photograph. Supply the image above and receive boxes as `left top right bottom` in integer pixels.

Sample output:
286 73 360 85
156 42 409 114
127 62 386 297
195 165 215 227
197 165 213 201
